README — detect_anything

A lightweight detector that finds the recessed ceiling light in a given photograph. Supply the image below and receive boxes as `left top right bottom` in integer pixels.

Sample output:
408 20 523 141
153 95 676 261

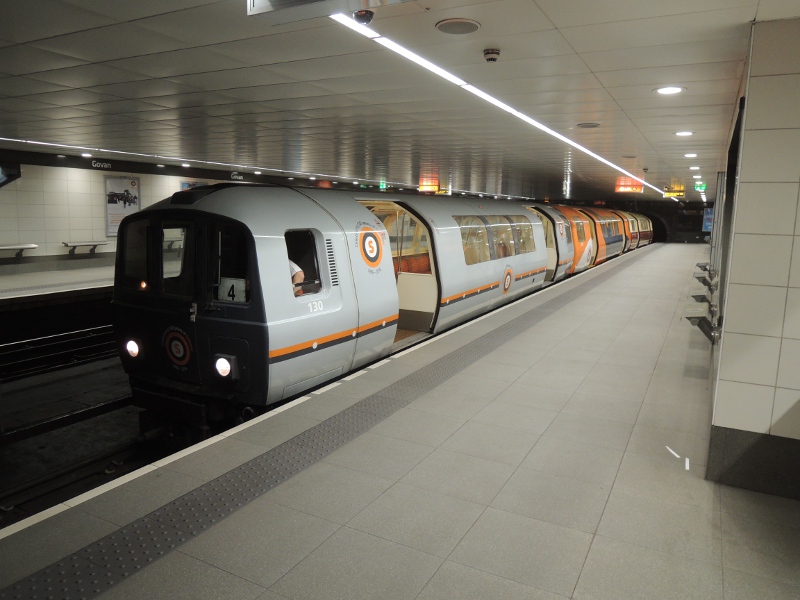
693 175 702 179
676 131 693 136
685 153 697 158
288 177 294 180
57 154 66 158
655 86 684 95
156 164 165 168
181 163 190 167
435 18 480 35
254 171 261 175
310 176 316 180
81 153 92 157
690 166 700 170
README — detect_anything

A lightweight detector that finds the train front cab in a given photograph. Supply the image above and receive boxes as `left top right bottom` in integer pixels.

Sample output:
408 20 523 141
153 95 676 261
114 207 269 425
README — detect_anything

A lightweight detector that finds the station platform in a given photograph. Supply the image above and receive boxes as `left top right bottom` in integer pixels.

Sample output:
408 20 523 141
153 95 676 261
0 263 113 304
2 244 799 600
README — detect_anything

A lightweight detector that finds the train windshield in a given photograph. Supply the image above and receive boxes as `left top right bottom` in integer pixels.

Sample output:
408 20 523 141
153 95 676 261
162 223 195 298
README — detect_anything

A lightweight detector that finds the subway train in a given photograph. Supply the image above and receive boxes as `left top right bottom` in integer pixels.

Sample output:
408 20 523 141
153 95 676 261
113 183 652 427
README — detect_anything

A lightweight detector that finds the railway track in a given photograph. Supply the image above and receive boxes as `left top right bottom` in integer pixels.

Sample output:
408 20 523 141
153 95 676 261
0 326 146 529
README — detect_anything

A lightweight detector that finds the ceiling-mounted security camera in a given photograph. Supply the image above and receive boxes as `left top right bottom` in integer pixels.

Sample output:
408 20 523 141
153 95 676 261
483 48 500 63
353 10 374 25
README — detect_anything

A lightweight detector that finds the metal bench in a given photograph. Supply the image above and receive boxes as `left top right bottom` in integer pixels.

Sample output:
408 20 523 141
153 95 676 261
0 243 38 258
62 241 108 255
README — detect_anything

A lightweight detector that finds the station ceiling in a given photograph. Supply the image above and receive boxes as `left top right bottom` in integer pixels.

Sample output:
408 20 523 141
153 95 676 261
0 0 798 202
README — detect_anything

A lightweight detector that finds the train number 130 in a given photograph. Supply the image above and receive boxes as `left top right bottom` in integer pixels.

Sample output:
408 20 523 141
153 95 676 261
308 300 324 313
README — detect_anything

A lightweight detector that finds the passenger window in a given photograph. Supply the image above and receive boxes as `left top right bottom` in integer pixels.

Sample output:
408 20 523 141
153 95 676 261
214 223 250 304
123 219 149 283
484 216 516 258
562 219 572 243
508 216 536 253
162 223 195 298
453 216 491 265
285 230 322 296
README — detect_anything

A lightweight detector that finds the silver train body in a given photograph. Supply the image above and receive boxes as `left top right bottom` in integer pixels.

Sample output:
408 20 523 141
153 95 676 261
113 184 651 423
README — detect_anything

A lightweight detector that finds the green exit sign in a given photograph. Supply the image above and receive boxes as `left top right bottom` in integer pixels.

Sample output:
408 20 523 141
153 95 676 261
694 182 707 192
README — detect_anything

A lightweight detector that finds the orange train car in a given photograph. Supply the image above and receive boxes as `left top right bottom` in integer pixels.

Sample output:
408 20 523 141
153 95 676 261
577 207 625 265
554 205 595 274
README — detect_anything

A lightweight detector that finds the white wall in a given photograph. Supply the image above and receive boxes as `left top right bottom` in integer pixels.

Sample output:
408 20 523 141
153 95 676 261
0 164 226 256
714 18 800 441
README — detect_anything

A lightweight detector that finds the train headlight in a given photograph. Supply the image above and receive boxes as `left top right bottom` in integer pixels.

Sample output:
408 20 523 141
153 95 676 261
213 354 239 380
126 340 140 357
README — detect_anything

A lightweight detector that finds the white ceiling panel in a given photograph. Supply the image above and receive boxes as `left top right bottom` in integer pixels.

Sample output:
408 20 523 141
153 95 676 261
168 66 296 91
0 77 72 97
0 0 114 44
560 7 756 54
31 24 189 63
535 0 758 28
595 61 745 88
61 0 221 21
210 25 376 66
0 45 89 75
582 37 750 72
107 48 251 78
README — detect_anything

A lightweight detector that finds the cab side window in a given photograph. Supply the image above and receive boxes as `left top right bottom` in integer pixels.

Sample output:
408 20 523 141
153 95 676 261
285 230 322 296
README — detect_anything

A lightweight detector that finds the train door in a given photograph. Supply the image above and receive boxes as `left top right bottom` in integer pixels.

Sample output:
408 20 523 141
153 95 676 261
576 210 599 265
578 209 604 264
154 219 202 384
359 201 438 340
524 207 558 281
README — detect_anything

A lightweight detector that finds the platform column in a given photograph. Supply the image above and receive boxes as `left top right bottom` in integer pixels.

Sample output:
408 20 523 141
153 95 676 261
708 18 800 498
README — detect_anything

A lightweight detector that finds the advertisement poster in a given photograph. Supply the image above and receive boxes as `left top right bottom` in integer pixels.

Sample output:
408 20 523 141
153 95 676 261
181 181 207 190
106 176 141 237
703 207 714 232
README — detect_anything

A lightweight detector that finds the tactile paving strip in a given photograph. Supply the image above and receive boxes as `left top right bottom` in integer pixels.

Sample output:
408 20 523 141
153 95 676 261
0 249 650 600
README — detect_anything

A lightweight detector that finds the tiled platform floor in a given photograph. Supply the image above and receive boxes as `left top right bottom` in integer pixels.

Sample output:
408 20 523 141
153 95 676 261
2 244 799 600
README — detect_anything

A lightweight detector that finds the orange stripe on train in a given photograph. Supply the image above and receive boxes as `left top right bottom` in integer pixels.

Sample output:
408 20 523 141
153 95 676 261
269 314 399 359
440 281 500 304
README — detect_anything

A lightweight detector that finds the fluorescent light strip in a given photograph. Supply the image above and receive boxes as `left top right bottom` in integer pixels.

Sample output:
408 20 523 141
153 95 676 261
328 15 663 196
374 37 466 85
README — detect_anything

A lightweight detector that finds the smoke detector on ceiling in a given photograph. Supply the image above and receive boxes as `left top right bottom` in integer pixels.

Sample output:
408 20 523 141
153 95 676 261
483 48 500 63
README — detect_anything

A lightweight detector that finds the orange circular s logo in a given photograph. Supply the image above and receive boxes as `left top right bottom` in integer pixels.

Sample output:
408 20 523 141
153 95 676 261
359 227 382 268
165 329 192 366
502 267 513 294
